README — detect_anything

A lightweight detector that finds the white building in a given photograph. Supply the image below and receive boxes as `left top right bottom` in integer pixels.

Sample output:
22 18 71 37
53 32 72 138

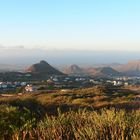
25 84 33 92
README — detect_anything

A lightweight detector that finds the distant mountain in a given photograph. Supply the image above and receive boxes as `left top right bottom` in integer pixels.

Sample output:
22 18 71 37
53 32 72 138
84 67 120 77
26 60 64 75
61 64 120 77
114 60 140 76
80 60 140 77
91 63 121 68
62 64 87 75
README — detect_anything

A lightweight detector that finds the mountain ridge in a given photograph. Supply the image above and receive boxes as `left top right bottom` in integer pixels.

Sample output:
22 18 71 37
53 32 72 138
113 60 140 76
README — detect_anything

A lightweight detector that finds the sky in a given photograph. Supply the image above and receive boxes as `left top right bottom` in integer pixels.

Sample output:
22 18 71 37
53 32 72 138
0 0 140 65
0 0 140 51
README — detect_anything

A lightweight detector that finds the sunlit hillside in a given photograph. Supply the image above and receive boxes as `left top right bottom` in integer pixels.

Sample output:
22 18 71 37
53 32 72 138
0 86 140 139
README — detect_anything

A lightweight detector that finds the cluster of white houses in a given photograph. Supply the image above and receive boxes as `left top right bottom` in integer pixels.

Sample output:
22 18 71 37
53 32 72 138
0 82 27 89
1 76 140 93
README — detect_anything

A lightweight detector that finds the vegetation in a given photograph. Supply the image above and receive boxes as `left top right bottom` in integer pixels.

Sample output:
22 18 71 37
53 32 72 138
0 105 139 140
0 86 139 139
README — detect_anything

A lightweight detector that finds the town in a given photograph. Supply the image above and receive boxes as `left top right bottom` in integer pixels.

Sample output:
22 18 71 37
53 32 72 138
1 74 140 94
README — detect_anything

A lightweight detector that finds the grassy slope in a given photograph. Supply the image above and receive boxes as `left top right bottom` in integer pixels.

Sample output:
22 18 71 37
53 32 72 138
0 85 139 114
0 85 140 139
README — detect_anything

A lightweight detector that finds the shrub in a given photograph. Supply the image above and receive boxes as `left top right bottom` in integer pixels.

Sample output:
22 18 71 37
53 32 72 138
0 105 36 140
36 108 140 140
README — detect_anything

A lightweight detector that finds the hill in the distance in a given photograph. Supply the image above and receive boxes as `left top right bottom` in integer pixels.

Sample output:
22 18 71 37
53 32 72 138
26 60 64 75
61 64 120 77
61 60 140 77
62 64 87 75
113 60 140 76
2 59 140 77
83 67 120 77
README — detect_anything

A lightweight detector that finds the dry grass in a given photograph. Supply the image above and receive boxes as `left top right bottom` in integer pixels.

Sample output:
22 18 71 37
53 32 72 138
0 85 140 139
0 85 140 112
0 105 139 140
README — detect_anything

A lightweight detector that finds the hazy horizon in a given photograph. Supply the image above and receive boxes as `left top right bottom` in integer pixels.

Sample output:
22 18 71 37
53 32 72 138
0 47 140 66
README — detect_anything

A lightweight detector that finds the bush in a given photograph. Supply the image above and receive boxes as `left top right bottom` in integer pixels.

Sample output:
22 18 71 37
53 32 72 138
36 108 140 140
0 105 140 140
0 105 36 140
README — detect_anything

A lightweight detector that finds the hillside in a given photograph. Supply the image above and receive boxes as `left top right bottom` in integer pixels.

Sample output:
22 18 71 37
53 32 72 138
0 85 139 112
0 86 139 139
62 65 120 77
114 60 140 76
62 64 87 75
94 67 120 76
84 67 120 77
26 60 64 75
61 60 140 77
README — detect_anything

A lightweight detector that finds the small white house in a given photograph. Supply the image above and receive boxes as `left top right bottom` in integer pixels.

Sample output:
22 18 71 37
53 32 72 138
25 84 33 92
52 78 58 82
124 82 129 86
113 81 117 86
